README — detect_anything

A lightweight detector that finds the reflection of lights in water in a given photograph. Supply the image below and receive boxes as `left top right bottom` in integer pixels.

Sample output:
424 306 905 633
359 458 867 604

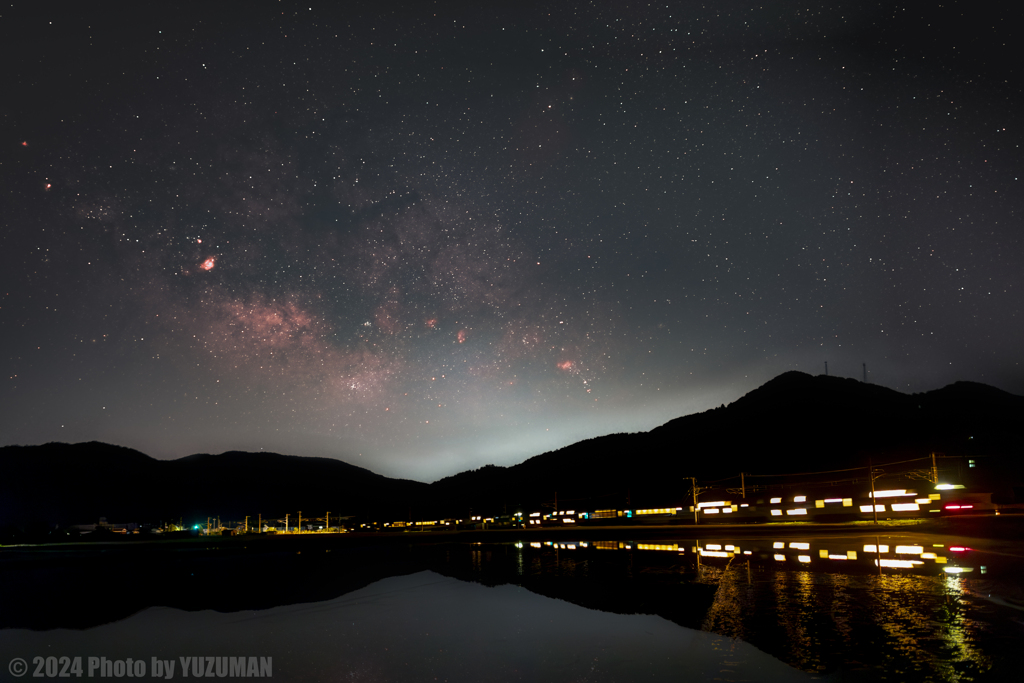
693 542 1000 679
637 543 678 552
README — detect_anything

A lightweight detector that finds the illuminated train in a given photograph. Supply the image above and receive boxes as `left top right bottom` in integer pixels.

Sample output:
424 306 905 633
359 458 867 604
528 483 995 527
370 483 998 531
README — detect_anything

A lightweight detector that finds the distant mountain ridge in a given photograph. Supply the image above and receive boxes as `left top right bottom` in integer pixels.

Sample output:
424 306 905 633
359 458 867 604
0 442 427 531
2 372 1022 531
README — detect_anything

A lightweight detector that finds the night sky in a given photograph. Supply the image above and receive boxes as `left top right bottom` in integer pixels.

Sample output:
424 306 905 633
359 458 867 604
3 1 1021 481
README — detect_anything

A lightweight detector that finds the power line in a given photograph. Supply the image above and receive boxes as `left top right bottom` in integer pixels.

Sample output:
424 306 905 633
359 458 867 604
745 455 932 478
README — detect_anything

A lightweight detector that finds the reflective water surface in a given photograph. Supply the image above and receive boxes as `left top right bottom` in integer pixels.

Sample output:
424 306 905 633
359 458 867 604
1 531 1022 682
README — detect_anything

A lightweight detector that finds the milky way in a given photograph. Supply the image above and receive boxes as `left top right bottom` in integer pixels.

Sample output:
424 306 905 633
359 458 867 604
2 2 1021 480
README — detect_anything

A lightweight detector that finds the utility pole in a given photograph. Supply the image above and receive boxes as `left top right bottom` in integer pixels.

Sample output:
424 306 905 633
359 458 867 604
298 511 302 534
824 361 828 376
931 452 939 485
868 460 880 525
741 472 746 498
285 513 289 533
326 511 330 532
244 516 249 533
206 517 210 535
258 513 261 533
691 477 699 524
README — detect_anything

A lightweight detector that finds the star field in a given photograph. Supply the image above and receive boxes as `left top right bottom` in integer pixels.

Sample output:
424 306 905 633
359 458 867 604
2 1 1021 481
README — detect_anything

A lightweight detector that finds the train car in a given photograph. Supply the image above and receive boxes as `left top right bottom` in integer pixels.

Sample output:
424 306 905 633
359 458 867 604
688 483 966 524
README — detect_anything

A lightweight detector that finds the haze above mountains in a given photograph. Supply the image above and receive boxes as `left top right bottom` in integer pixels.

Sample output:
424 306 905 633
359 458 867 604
3 371 1022 530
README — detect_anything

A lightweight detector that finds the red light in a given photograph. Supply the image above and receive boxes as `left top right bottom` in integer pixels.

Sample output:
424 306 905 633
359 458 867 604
949 547 971 552
945 505 960 510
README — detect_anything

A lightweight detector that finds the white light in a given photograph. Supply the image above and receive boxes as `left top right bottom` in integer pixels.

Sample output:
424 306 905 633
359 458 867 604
697 501 728 508
797 555 811 563
789 542 809 550
774 554 786 561
935 484 965 490
794 496 806 503
786 508 807 516
773 542 785 549
876 559 923 568
870 490 914 498
704 508 720 514
864 544 889 553
828 554 849 560
770 497 782 504
771 510 782 516
895 545 924 555
722 507 734 513
943 566 974 574
860 505 885 513
700 550 730 558
823 498 843 503
891 503 921 512
706 544 722 550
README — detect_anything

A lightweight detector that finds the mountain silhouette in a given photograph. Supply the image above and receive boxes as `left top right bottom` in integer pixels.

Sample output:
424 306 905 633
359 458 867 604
2 372 1021 534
